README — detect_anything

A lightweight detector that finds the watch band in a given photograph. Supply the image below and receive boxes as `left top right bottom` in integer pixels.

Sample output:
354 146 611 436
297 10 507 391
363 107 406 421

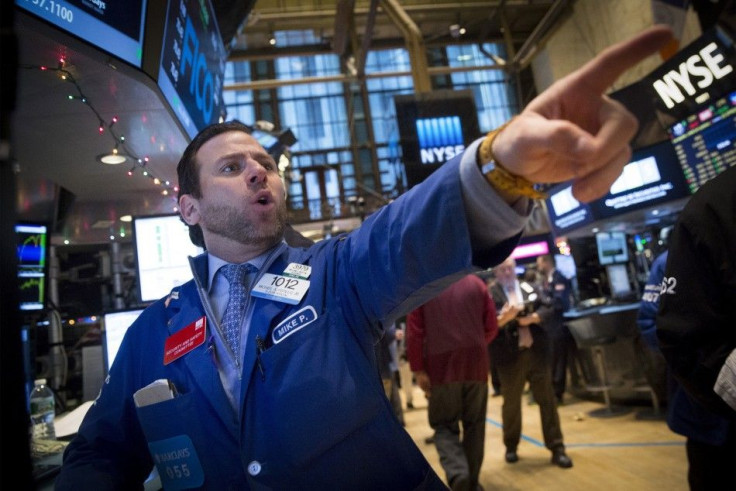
478 119 548 200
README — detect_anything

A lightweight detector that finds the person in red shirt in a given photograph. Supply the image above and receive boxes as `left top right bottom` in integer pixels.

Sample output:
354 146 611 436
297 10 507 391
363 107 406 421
407 274 499 491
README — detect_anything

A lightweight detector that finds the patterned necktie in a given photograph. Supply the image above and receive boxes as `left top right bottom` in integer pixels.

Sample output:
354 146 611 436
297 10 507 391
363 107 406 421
220 264 254 355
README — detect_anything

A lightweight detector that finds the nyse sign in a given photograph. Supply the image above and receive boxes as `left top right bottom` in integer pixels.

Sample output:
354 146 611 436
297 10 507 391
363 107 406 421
652 41 734 110
416 116 465 165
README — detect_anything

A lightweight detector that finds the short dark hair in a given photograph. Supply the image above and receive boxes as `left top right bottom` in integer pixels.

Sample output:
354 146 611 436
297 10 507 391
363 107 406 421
538 254 554 265
176 120 253 247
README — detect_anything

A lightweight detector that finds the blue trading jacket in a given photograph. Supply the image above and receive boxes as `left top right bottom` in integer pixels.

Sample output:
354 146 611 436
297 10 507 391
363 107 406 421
56 154 519 490
636 250 668 350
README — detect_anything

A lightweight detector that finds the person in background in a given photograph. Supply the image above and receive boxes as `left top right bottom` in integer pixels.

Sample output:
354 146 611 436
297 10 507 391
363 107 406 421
634 249 669 409
536 254 574 404
483 276 504 398
406 274 498 491
656 164 736 491
489 256 573 468
54 26 672 489
375 322 405 425
398 318 417 410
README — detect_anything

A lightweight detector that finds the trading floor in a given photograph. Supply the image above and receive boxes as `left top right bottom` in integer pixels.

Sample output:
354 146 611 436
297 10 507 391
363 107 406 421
401 385 688 490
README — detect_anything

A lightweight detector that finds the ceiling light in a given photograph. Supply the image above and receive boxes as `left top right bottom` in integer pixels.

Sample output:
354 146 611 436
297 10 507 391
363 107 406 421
97 152 128 165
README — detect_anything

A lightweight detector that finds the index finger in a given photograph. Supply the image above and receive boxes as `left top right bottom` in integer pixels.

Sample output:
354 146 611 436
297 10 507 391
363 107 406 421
578 25 674 94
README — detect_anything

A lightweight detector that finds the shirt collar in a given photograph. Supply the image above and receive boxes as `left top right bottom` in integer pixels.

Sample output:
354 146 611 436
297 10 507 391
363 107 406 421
206 247 274 294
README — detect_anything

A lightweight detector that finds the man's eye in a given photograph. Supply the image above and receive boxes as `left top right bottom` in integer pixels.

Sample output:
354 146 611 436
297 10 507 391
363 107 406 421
222 162 239 173
260 159 275 171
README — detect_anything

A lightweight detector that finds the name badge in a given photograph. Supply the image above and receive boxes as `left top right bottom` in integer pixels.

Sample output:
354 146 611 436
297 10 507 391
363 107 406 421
283 262 311 279
148 435 205 489
163 316 207 365
251 273 310 305
272 306 317 344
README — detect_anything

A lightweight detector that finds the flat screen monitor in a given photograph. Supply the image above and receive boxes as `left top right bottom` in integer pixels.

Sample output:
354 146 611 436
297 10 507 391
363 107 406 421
587 139 690 219
16 0 148 68
102 308 144 373
15 222 49 312
596 232 628 265
543 183 595 236
667 89 736 194
606 264 634 301
133 214 204 304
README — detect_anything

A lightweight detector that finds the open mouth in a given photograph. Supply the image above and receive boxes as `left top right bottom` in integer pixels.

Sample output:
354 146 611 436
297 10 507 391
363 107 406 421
254 190 272 206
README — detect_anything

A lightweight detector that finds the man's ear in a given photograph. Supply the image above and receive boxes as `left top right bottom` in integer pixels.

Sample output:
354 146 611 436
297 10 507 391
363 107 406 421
179 194 200 226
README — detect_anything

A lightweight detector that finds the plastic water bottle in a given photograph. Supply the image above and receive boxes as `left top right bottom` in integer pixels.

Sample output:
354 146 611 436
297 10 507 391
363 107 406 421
29 378 56 440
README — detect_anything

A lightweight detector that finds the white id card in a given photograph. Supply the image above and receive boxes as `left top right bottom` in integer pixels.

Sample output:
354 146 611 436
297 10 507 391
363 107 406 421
251 273 310 305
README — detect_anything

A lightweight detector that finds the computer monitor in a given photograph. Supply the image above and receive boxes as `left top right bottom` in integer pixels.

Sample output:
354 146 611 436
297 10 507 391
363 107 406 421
595 232 629 265
102 308 144 373
15 222 49 312
132 214 204 304
606 264 634 301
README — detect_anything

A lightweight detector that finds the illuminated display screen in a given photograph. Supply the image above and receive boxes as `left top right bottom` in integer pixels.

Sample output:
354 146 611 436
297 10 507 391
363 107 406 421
667 90 736 194
133 214 204 304
545 139 689 235
155 0 227 138
16 0 147 68
510 240 549 261
544 184 595 236
415 116 465 165
596 232 628 265
606 263 633 300
509 234 554 265
394 90 480 188
588 139 690 219
102 308 144 373
16 223 49 311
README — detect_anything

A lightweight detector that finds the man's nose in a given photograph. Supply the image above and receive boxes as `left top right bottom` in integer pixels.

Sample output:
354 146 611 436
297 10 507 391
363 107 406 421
245 161 267 184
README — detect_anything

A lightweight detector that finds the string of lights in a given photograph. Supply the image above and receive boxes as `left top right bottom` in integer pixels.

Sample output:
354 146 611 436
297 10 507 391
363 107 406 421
21 57 180 203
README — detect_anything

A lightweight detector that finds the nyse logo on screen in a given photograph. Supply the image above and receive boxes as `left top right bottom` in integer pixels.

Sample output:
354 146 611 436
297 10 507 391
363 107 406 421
416 116 465 164
652 41 733 109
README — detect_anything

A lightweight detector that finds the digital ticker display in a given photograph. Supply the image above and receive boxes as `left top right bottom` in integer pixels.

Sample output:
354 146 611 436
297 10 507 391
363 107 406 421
16 0 147 68
667 90 736 194
15 223 49 312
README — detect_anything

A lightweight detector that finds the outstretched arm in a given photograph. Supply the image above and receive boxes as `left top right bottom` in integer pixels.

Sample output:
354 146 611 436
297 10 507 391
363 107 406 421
489 25 674 203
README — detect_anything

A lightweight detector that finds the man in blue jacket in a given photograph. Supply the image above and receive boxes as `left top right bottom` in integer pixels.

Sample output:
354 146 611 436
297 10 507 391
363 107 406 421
55 26 673 490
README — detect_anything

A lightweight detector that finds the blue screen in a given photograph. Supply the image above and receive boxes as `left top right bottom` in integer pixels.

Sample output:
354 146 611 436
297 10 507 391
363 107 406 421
16 223 49 311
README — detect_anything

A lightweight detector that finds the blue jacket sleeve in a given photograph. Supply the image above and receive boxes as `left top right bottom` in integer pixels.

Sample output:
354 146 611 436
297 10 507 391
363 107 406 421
636 251 667 350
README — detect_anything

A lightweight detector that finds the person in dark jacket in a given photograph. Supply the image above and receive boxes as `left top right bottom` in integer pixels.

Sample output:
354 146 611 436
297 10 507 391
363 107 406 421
536 254 574 404
657 165 736 491
489 256 573 469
